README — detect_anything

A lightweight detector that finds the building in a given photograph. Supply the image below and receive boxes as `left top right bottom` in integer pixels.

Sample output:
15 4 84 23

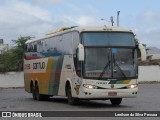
0 39 9 54
0 39 9 71
147 47 160 60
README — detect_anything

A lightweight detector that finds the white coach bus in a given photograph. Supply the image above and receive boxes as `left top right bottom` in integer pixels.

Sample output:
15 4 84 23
24 26 143 105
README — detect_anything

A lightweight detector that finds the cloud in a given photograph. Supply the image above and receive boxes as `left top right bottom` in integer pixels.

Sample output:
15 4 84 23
1 0 98 44
0 0 102 45
63 15 103 26
1 0 159 49
31 0 65 4
77 16 94 25
13 2 52 22
64 15 94 26
135 11 160 48
137 11 160 28
0 0 55 44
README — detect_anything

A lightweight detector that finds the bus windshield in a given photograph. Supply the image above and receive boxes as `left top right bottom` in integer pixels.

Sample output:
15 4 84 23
82 32 135 47
82 32 138 79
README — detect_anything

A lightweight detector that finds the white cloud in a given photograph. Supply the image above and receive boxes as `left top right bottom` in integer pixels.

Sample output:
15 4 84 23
0 0 102 45
77 16 94 25
13 2 52 22
0 0 55 44
135 11 160 48
63 15 102 26
1 0 159 49
31 0 65 4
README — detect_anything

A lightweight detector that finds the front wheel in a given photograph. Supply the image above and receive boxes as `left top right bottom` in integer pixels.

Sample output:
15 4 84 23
110 98 122 106
66 84 79 105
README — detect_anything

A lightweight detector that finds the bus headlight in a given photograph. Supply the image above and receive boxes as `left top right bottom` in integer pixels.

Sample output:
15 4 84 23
127 84 138 89
83 84 98 89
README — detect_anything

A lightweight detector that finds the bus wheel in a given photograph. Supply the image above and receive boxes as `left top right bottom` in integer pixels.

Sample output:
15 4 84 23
66 84 79 105
35 83 49 101
35 83 43 101
31 84 36 100
42 95 50 101
110 98 122 106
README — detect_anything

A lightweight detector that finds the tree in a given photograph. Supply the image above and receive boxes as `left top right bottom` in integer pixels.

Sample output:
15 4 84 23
134 38 141 58
2 36 32 72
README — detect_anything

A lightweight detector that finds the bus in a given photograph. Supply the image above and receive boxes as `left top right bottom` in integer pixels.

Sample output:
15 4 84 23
24 26 143 105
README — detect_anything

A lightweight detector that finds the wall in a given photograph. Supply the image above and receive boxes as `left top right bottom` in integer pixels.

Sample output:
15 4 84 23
0 65 160 88
151 54 160 60
0 72 24 88
138 65 160 81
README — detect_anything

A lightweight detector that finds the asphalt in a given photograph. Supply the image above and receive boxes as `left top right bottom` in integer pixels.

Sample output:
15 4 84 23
0 84 160 119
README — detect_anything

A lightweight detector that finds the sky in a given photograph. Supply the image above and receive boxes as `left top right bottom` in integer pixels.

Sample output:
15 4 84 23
0 0 160 48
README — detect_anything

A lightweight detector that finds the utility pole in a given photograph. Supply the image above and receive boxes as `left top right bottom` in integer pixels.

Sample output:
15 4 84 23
117 11 120 26
110 16 114 26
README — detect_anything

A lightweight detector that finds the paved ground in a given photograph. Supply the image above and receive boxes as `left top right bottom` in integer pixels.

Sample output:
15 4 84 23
0 84 160 119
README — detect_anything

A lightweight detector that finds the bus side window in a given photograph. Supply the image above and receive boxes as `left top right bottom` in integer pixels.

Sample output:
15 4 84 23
74 49 81 77
34 44 37 52
28 44 32 52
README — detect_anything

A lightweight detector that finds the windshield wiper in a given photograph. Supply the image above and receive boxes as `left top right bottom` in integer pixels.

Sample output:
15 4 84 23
113 60 127 80
98 61 110 80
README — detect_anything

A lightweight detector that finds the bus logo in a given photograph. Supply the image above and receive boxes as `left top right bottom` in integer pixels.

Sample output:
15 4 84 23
111 84 114 88
2 112 11 117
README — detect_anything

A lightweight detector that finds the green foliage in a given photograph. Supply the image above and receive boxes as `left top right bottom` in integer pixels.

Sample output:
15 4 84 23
2 36 32 72
138 59 160 66
134 38 141 58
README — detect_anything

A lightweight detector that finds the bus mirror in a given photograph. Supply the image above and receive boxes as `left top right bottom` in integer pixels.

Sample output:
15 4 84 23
78 44 84 61
138 43 146 61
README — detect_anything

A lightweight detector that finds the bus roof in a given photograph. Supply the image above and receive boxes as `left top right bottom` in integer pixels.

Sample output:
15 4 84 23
25 26 133 44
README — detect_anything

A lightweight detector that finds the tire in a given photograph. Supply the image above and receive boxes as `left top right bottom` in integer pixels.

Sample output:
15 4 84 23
43 95 50 101
35 83 49 101
66 84 79 105
110 98 122 106
31 84 36 100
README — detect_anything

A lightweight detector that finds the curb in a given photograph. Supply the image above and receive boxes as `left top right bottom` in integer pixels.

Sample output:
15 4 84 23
0 87 24 89
138 81 160 84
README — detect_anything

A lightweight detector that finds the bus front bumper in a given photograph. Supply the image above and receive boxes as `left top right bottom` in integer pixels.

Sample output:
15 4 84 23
77 87 138 99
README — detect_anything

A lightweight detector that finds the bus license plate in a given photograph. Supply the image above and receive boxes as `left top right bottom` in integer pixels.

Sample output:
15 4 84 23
108 92 117 96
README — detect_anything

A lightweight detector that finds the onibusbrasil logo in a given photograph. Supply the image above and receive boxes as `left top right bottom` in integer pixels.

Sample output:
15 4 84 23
1 112 42 118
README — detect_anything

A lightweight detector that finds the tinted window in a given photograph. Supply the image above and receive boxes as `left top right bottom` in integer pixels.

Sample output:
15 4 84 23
82 32 135 46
